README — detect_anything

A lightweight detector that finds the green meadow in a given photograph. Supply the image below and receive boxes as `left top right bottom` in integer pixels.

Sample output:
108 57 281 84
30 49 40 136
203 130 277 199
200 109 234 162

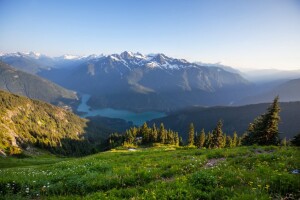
0 146 299 200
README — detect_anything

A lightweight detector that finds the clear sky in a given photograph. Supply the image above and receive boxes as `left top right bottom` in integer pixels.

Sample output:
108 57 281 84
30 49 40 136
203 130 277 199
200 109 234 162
0 0 299 70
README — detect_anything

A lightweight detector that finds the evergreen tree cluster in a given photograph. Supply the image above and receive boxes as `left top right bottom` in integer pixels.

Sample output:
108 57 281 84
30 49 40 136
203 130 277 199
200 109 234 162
242 96 281 145
108 122 181 148
107 120 243 150
190 121 242 149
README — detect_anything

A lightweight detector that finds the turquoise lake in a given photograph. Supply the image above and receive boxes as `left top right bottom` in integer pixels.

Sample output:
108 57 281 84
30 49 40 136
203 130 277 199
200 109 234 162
77 94 166 126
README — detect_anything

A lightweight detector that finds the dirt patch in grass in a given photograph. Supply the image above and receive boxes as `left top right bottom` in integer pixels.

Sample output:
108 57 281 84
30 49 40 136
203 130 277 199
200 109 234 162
204 157 226 168
253 149 275 154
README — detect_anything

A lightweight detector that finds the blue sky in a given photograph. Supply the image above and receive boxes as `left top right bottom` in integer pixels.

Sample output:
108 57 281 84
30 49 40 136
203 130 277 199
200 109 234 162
0 0 299 70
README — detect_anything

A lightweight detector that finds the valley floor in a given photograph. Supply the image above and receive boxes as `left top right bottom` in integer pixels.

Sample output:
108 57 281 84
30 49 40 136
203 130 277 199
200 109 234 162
0 146 299 200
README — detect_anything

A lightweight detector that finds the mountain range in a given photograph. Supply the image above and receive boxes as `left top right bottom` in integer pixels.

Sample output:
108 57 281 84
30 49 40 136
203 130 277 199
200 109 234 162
1 51 251 111
1 51 299 112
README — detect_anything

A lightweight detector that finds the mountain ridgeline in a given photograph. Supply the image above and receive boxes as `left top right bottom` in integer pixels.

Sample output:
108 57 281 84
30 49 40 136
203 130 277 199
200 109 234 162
0 61 78 106
236 78 300 105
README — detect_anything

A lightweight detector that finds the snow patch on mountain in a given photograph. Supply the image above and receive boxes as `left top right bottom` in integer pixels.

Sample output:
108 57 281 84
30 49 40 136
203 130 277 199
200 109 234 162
63 55 81 60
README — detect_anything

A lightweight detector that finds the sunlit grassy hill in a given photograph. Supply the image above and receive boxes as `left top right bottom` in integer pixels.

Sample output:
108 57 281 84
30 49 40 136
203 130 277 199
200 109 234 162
0 90 112 156
0 146 299 199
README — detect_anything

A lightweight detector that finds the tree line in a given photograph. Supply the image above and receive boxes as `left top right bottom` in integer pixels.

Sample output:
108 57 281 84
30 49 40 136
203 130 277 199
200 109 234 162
107 96 300 149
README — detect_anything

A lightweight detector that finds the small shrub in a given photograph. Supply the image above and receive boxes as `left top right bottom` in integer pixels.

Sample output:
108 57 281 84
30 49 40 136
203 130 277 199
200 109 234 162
190 171 217 191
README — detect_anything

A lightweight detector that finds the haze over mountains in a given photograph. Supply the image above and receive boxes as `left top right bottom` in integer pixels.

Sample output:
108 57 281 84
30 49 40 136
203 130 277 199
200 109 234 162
0 61 78 106
236 78 300 105
241 68 300 83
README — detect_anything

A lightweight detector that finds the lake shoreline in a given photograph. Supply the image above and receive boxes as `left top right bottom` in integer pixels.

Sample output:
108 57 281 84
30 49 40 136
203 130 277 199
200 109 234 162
76 94 166 126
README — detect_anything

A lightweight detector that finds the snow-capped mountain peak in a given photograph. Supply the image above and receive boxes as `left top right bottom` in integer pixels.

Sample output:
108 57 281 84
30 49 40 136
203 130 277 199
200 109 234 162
62 54 81 60
25 51 42 59
0 51 44 59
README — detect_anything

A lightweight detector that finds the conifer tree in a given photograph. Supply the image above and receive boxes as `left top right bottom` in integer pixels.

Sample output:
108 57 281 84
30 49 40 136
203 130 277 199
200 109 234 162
188 123 195 146
179 137 184 146
167 129 174 144
195 129 205 148
205 131 213 149
281 137 287 147
174 133 180 146
199 129 206 148
242 96 281 145
141 122 150 144
152 123 158 142
232 131 238 147
225 135 232 148
221 133 227 148
212 120 224 148
262 96 281 145
159 123 166 144
124 130 134 145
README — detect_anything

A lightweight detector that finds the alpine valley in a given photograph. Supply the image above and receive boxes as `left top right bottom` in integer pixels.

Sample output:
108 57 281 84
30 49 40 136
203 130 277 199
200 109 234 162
0 51 299 143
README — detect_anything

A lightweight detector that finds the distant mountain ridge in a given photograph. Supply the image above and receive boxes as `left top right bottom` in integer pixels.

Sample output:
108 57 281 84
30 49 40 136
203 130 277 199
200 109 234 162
0 52 90 74
0 61 78 106
241 68 300 83
236 78 300 105
150 101 300 139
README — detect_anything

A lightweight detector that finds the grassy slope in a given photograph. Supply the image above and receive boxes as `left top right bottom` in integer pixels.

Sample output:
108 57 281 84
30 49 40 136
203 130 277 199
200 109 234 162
0 146 299 199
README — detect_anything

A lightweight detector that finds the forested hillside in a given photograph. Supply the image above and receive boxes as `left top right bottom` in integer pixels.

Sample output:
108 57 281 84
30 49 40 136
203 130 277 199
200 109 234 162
0 90 113 156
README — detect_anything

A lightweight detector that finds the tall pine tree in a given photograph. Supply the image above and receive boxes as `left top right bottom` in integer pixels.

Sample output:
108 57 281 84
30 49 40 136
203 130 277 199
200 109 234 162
242 96 281 145
188 123 195 146
212 120 224 148
196 129 205 148
232 131 238 147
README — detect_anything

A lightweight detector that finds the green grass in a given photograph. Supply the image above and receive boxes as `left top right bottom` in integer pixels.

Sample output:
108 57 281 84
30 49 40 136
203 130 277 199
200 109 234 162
0 154 68 169
0 146 299 199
